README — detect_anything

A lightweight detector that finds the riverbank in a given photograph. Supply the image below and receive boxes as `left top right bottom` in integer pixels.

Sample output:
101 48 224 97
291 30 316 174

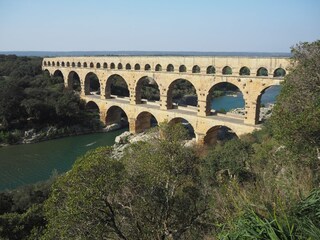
0 123 123 148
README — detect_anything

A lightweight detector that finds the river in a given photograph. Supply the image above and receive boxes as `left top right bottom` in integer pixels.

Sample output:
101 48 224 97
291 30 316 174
0 86 281 191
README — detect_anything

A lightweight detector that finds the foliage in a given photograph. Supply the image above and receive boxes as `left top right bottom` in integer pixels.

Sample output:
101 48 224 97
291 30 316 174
0 55 101 144
0 178 54 240
43 124 213 239
271 41 320 158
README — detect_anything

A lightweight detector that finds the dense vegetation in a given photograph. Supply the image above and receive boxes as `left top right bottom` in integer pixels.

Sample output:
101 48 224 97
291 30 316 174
0 55 101 145
0 40 319 239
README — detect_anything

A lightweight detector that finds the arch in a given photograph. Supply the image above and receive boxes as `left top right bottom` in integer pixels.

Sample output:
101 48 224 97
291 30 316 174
118 63 123 70
168 117 195 139
71 62 74 67
239 66 250 76
103 62 108 69
204 126 237 146
145 64 151 71
134 63 140 70
222 66 232 75
67 71 81 92
254 85 282 124
57 61 60 67
179 65 186 73
273 68 286 77
167 79 197 109
48 61 51 66
85 101 100 115
43 61 47 66
110 63 115 69
83 62 88 68
52 61 55 67
207 65 215 74
96 63 101 68
167 64 174 72
90 62 94 68
192 65 200 73
155 64 162 71
61 62 65 67
67 62 70 67
77 62 81 67
206 82 244 115
105 74 129 99
53 70 64 81
43 69 50 76
105 105 129 128
135 76 160 103
126 63 131 70
84 72 100 95
135 111 158 133
257 67 268 76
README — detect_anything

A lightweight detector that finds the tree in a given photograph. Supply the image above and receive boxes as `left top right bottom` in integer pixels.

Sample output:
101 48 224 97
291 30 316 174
43 124 213 239
271 40 320 159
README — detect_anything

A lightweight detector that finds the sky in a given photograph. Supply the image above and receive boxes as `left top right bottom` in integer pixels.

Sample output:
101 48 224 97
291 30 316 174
0 0 319 52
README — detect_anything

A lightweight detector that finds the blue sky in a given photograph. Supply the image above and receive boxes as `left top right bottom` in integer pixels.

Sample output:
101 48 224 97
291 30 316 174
0 0 319 52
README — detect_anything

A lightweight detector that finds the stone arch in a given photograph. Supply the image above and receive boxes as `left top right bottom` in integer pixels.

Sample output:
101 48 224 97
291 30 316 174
168 117 195 139
207 66 215 74
192 65 200 73
83 62 87 68
105 74 129 99
222 66 232 75
43 69 50 76
71 62 75 67
53 69 64 80
118 63 123 70
257 67 268 76
135 76 160 103
84 72 101 95
61 62 65 67
134 64 140 70
77 62 81 67
110 63 115 69
103 62 108 69
67 62 70 67
96 63 101 68
52 61 55 67
105 105 129 127
85 101 100 119
67 71 81 92
239 66 250 76
273 68 286 77
48 61 51 67
204 125 238 146
135 111 158 133
90 62 94 68
179 65 186 72
167 78 198 109
206 82 244 115
155 64 162 71
145 64 151 71
57 61 60 67
167 64 174 72
254 84 282 124
126 63 131 70
44 61 47 66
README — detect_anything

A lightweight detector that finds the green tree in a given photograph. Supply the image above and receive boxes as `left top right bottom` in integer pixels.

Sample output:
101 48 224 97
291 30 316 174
271 40 320 159
43 125 213 239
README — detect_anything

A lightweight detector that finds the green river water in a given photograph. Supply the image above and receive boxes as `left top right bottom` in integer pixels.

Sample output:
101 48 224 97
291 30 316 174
0 130 125 191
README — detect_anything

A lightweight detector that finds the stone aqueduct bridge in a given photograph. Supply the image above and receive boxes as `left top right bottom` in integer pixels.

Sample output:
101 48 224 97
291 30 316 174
42 56 289 145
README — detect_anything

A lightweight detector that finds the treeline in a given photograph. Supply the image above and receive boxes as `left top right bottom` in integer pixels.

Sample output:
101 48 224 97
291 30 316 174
0 55 101 144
